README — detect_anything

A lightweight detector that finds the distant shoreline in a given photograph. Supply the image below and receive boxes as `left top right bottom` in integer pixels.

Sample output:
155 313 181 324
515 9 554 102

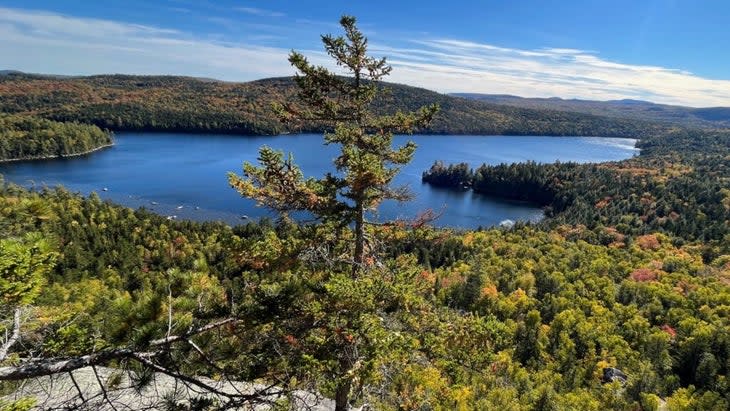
115 129 641 140
0 143 114 164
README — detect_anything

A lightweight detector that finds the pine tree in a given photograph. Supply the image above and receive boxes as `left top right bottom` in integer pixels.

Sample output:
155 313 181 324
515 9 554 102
228 15 439 275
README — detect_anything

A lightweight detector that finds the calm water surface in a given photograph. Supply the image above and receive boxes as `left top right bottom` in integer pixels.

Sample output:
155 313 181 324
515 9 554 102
0 133 638 228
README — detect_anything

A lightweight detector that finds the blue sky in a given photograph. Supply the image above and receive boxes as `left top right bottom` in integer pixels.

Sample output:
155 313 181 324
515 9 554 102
1 0 729 106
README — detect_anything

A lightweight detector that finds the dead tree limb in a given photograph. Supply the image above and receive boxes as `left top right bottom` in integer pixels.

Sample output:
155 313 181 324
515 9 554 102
0 317 238 381
0 307 22 361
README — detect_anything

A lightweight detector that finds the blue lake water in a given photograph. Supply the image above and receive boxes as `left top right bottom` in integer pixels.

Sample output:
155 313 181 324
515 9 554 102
0 133 639 228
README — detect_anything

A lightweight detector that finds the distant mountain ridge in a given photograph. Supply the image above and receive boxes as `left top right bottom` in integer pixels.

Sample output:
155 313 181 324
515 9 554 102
451 93 730 127
0 69 76 79
0 70 673 137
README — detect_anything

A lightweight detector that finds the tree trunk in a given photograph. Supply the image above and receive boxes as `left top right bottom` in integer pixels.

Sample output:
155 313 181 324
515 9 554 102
353 202 365 277
334 351 353 411
335 377 351 411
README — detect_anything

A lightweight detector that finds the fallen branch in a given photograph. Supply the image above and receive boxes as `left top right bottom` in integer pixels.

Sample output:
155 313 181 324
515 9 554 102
129 352 280 404
0 348 141 381
0 317 238 381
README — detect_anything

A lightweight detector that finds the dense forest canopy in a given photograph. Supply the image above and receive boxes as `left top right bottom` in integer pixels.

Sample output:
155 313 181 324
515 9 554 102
0 72 671 138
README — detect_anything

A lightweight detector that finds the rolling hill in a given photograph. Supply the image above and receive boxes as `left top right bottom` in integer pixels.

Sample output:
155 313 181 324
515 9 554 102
451 93 730 128
0 72 670 138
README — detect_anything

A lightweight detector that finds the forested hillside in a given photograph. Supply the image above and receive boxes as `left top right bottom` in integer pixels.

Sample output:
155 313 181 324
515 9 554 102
1 126 729 409
0 72 669 137
0 114 112 161
452 93 730 128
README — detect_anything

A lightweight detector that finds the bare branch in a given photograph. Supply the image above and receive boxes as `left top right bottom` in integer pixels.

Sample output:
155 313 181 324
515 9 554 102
69 370 86 403
166 284 173 341
148 317 237 347
0 307 22 361
92 364 119 411
129 352 281 405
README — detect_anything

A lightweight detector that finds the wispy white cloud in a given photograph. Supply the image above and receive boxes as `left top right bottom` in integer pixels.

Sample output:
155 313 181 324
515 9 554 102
234 7 285 18
1 7 729 107
1 7 179 37
375 39 730 107
0 7 308 80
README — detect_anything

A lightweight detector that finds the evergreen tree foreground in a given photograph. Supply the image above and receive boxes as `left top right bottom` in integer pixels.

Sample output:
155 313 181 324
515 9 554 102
228 15 439 410
229 15 439 273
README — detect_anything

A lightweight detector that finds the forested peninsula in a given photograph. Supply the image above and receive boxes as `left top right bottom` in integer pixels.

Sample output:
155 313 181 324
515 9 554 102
0 72 670 137
0 113 112 162
423 128 730 242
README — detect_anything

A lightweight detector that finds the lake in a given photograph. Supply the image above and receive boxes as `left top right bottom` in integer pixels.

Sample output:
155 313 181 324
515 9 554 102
0 133 639 228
